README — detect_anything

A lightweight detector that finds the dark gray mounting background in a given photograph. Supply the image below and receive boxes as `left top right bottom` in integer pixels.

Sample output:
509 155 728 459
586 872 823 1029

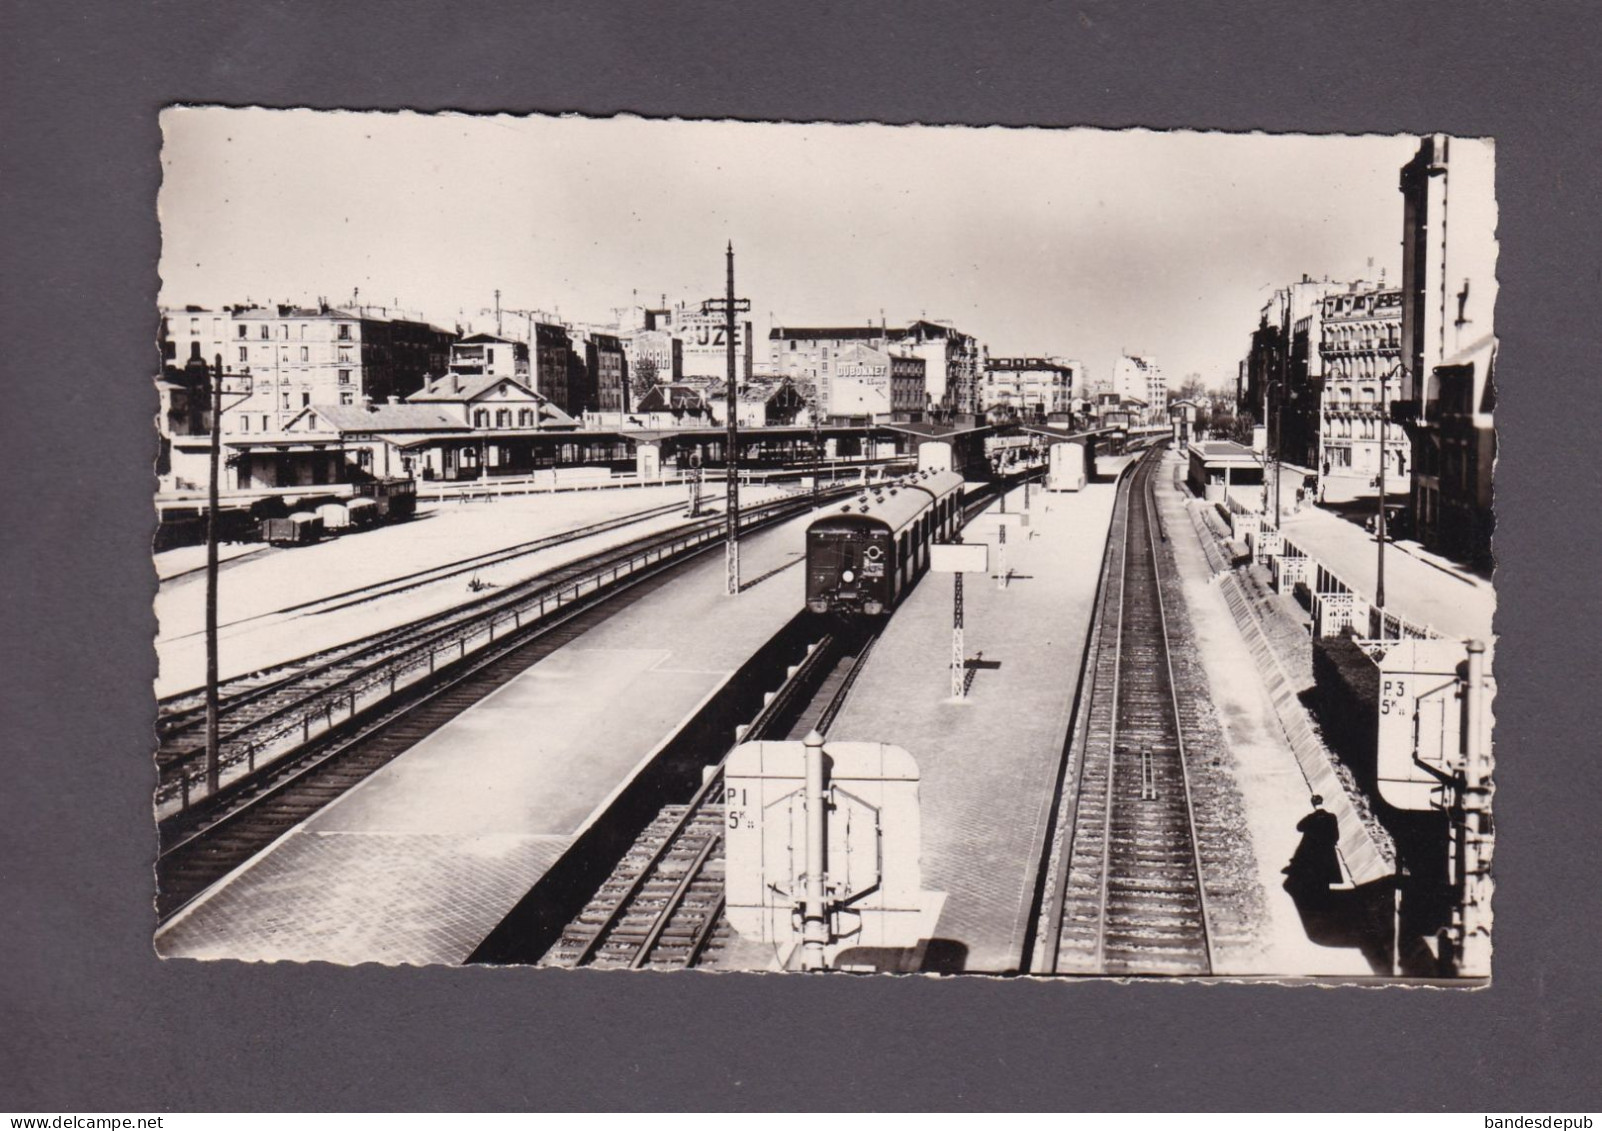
2 0 1598 1112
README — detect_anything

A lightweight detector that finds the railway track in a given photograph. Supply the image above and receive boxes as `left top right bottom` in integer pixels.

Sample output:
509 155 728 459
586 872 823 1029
156 500 692 657
1040 448 1215 976
153 500 721 744
154 489 863 919
538 471 1022 972
153 500 702 742
540 627 880 971
154 554 691 920
153 488 856 815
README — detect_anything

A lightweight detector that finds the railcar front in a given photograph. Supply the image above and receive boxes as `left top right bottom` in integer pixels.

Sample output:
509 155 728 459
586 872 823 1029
805 471 964 616
806 512 898 616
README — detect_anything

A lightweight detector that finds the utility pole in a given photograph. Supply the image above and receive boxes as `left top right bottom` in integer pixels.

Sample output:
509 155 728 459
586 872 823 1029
1274 323 1287 529
1376 362 1397 613
702 242 751 595
951 569 966 700
203 354 251 799
811 387 822 506
204 355 224 798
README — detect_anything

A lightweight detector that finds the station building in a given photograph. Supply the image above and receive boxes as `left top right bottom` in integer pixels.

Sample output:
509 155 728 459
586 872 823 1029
1168 398 1201 446
1186 440 1265 504
230 376 582 487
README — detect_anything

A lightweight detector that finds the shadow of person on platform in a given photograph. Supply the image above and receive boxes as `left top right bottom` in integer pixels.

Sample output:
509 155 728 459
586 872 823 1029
1284 795 1343 892
1283 875 1398 975
1281 795 1397 974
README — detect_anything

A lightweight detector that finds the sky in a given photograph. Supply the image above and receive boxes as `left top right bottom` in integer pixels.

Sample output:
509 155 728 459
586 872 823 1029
159 108 1423 391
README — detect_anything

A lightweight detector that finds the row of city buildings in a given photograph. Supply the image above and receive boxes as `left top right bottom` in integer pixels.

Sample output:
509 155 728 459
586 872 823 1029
159 300 1137 431
158 286 1168 493
1238 134 1497 567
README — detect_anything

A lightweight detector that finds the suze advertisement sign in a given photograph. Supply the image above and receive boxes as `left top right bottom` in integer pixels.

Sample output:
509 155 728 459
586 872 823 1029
678 312 750 375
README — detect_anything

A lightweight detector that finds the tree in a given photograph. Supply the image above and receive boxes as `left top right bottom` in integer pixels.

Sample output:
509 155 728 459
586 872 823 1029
1174 372 1210 406
630 354 660 401
1226 409 1256 446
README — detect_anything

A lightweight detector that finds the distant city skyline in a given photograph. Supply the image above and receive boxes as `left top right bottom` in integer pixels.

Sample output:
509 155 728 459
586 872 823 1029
159 108 1421 390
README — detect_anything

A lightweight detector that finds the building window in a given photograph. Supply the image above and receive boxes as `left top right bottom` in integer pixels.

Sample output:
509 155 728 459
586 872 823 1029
239 415 249 433
238 345 248 364
189 317 199 334
280 391 291 411
260 324 270 340
518 408 534 426
473 409 489 428
300 324 308 340
301 391 311 408
338 347 353 364
337 324 352 341
300 346 309 362
495 408 511 428
338 369 351 385
339 389 354 406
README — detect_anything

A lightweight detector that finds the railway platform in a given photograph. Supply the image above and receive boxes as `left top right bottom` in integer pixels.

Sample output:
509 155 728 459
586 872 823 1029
798 467 1127 974
155 504 820 965
1277 502 1494 642
154 483 791 696
1161 451 1392 976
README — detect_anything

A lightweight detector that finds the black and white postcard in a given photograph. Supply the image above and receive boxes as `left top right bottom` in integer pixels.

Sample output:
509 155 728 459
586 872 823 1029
152 109 1496 981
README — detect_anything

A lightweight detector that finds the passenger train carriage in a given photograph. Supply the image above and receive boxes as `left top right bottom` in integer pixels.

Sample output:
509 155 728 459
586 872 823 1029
805 469 965 616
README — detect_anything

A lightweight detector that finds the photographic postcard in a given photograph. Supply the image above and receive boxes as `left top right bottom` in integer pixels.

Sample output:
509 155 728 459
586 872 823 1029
152 108 1495 981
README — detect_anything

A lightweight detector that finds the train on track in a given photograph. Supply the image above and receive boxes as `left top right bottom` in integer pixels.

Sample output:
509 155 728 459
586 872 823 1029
805 468 965 616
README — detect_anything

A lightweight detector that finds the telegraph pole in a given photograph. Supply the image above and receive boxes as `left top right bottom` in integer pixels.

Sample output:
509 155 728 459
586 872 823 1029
951 569 966 700
204 354 224 797
811 388 822 506
1376 363 1396 613
202 354 251 800
1273 323 1287 529
702 242 751 595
